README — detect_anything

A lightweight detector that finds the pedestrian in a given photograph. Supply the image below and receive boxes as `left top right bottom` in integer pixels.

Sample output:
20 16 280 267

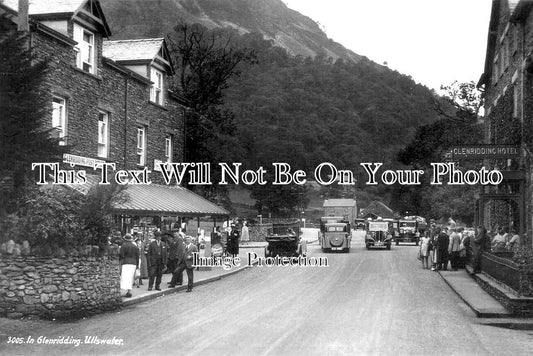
119 233 139 298
448 228 462 271
437 228 450 270
136 233 149 286
419 231 430 269
147 231 168 291
169 230 185 288
174 235 198 292
227 223 240 257
473 226 490 273
167 234 178 275
458 228 469 268
240 221 250 242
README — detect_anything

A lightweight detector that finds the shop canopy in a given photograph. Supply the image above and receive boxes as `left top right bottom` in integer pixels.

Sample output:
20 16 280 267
112 184 230 217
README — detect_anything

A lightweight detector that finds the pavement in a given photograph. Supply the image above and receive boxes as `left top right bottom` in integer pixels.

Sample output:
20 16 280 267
122 228 320 307
437 266 533 329
122 245 267 306
437 268 511 318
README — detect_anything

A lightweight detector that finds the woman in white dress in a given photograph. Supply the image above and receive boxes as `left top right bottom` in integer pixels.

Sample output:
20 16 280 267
240 221 250 242
419 232 431 269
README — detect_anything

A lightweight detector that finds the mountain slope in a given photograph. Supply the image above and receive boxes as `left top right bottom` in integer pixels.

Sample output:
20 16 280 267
100 0 363 63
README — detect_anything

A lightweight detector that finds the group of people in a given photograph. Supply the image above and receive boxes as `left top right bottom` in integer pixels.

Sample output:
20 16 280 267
418 223 522 273
118 230 198 298
418 225 471 271
214 219 250 257
490 227 521 253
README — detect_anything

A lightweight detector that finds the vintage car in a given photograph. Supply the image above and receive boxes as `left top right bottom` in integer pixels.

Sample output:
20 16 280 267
264 221 307 257
395 216 426 245
319 218 351 252
365 220 392 250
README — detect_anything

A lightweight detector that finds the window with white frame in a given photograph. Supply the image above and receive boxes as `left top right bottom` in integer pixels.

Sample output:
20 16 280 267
52 96 67 145
73 23 95 74
137 127 146 166
165 135 172 163
150 68 163 105
98 111 109 158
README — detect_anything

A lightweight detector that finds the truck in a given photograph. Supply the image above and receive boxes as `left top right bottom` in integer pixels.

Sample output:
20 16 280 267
395 216 427 245
323 199 357 228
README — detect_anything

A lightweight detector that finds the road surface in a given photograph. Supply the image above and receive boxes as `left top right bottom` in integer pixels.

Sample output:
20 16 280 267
1 231 532 355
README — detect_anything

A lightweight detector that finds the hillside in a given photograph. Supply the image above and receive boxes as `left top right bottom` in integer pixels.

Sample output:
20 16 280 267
100 0 363 63
99 0 446 212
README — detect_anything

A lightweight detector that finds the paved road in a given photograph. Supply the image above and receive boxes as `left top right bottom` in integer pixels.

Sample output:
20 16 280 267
2 232 533 355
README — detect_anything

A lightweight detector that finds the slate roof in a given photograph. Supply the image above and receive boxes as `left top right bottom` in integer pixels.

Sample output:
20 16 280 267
323 199 357 207
2 0 86 15
112 184 230 217
358 200 395 219
103 38 166 62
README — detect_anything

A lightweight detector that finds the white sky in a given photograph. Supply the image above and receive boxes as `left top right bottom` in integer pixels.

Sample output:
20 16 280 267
284 0 492 91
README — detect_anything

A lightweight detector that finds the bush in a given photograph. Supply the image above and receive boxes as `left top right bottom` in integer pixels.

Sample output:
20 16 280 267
0 184 128 254
0 187 87 250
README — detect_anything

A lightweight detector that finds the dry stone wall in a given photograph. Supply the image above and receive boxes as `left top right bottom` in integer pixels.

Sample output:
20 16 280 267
0 250 121 320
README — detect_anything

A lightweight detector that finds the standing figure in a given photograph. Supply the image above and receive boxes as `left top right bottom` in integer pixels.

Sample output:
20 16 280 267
437 228 450 270
147 231 168 291
448 228 462 270
473 226 489 274
169 231 185 288
419 231 430 269
227 223 240 257
174 236 198 292
240 221 250 242
167 234 178 275
119 233 139 298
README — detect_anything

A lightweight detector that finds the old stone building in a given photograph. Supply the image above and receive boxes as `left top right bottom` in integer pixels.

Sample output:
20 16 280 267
478 0 533 248
0 0 229 231
0 0 187 185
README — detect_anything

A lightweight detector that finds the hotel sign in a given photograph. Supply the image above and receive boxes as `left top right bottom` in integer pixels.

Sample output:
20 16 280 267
63 154 105 168
445 145 520 161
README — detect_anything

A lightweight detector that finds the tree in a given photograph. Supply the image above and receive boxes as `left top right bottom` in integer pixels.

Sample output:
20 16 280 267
166 21 257 164
0 18 66 216
393 81 484 223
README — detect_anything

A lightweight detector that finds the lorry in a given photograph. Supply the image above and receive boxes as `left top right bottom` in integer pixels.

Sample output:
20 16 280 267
394 216 427 245
323 199 357 228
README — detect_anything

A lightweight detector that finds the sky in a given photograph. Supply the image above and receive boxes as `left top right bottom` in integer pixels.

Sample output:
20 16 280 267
284 0 492 92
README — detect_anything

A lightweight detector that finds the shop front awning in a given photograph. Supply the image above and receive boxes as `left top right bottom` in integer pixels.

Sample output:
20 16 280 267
112 184 230 217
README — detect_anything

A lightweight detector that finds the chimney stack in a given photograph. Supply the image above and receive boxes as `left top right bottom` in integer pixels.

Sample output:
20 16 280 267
17 0 29 32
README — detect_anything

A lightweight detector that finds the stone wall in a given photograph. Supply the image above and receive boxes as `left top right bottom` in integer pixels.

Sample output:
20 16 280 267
473 272 533 316
0 252 121 320
29 21 186 184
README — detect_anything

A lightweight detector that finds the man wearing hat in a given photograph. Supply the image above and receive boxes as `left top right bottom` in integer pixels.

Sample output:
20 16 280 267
119 233 139 298
147 231 168 291
174 235 198 292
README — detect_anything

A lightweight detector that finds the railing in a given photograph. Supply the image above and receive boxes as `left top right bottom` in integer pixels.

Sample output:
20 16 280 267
481 251 521 292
